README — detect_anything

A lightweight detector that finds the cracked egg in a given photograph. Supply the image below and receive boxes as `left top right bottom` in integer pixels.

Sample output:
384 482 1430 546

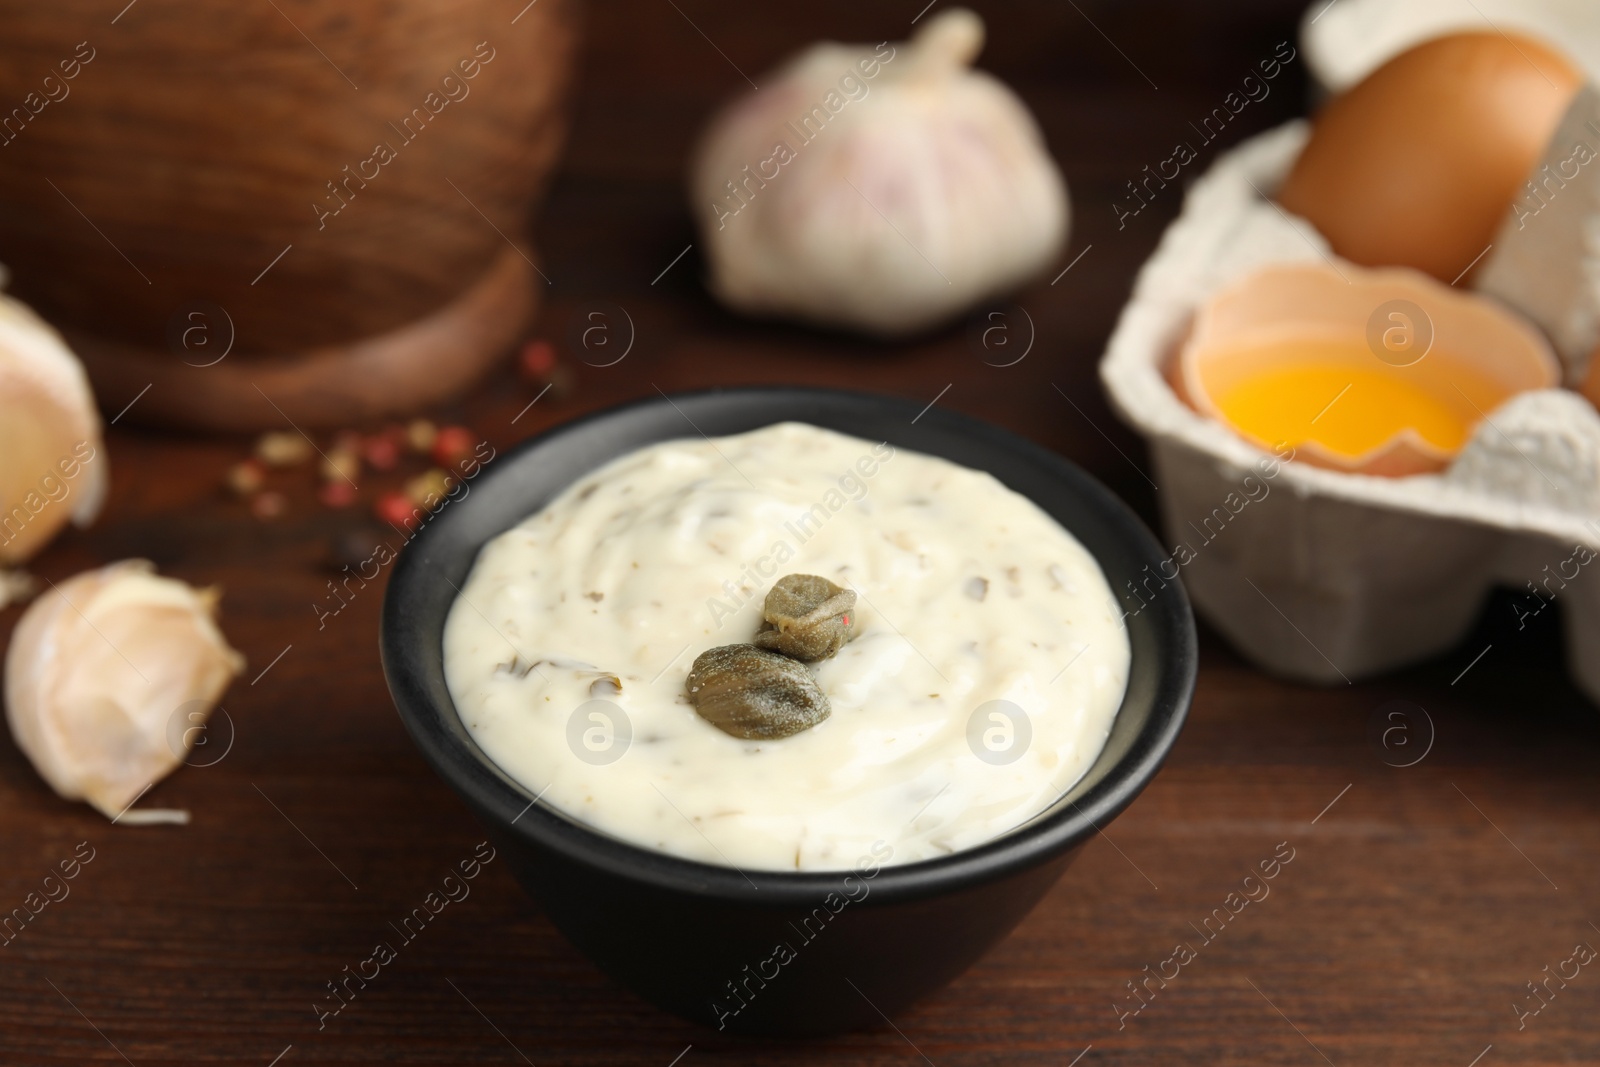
1174 261 1562 476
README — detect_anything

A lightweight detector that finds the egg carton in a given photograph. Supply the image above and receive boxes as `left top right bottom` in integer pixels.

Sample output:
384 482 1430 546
1300 0 1600 94
1099 120 1600 700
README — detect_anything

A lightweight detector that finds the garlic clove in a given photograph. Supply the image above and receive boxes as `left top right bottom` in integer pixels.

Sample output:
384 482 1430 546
4 559 245 822
689 8 1069 337
0 292 106 565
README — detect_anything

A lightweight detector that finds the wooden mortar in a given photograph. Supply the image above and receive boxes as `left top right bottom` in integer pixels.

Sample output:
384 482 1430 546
0 0 578 431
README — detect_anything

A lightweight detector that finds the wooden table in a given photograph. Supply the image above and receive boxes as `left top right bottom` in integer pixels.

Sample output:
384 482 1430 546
5 2 1598 1063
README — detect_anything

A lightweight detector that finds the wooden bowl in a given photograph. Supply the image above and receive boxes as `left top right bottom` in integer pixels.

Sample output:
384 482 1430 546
0 0 578 431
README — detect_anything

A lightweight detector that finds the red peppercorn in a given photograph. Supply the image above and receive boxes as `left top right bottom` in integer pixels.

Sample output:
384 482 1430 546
319 481 358 508
226 459 266 496
375 491 422 531
362 433 400 471
431 425 478 469
406 419 437 454
250 491 287 520
519 339 556 381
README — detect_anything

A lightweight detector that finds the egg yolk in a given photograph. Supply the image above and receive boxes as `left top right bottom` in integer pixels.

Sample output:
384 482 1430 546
1209 341 1504 459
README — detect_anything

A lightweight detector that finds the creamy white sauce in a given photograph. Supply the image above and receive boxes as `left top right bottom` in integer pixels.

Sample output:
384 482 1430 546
443 423 1130 871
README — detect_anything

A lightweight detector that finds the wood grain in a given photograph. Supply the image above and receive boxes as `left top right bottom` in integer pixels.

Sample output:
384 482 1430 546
0 0 577 427
3 2 1599 1064
69 243 541 432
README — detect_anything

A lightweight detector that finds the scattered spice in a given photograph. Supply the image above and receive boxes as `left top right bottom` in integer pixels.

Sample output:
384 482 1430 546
406 419 437 454
320 447 360 485
519 339 556 381
226 459 265 497
255 431 313 467
375 491 421 531
404 468 454 509
363 432 401 471
432 425 477 469
229 420 487 545
318 481 357 509
250 491 286 520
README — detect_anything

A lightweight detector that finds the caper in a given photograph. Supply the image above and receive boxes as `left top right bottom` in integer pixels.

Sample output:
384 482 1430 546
686 644 830 740
753 573 857 661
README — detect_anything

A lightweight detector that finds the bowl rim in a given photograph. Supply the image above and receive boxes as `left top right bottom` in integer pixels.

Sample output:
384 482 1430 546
381 385 1196 905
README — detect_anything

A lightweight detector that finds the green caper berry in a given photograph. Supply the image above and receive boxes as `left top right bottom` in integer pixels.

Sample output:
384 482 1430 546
686 644 830 740
753 573 857 662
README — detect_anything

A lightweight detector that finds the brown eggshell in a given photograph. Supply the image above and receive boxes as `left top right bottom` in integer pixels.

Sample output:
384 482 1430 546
1178 261 1562 477
1278 32 1581 284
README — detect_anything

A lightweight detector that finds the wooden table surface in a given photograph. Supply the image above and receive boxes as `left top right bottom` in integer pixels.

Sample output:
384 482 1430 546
5 2 1599 1064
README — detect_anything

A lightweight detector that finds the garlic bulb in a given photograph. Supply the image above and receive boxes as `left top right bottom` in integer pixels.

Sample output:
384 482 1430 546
5 560 245 823
0 291 106 566
689 8 1070 337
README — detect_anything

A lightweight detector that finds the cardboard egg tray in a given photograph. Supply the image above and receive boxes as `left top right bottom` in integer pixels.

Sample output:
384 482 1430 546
1099 120 1600 701
1301 0 1600 95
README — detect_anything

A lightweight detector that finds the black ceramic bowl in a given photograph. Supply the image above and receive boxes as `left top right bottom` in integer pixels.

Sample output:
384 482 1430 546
381 387 1195 1036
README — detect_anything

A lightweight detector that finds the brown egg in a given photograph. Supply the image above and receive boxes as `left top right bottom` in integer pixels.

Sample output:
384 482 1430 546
1279 32 1581 284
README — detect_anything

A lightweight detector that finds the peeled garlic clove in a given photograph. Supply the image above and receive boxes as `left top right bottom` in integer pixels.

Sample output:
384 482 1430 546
689 8 1070 337
0 292 106 565
5 560 245 823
